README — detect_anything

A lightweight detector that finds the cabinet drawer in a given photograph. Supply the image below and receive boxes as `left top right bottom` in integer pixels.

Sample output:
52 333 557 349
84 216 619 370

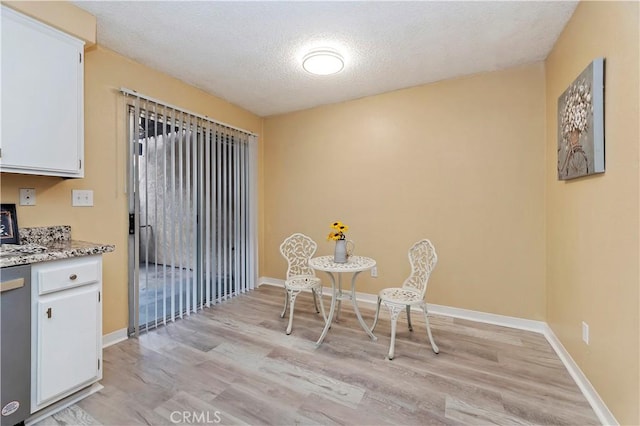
35 257 100 295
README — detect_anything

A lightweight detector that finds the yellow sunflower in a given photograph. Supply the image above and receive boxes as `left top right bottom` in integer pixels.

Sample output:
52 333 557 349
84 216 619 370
328 221 349 240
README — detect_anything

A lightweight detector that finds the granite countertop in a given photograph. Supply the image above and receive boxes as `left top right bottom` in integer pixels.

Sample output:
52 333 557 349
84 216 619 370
0 225 115 268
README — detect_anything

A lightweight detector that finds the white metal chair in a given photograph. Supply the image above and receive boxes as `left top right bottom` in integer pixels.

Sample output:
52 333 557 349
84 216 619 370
279 233 327 335
371 239 439 360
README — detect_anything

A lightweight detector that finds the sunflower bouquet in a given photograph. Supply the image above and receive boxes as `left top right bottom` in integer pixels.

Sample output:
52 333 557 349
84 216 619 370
327 221 349 241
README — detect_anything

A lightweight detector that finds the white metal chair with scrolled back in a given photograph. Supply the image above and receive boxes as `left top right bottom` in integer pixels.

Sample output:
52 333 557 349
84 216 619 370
371 239 439 360
279 233 327 335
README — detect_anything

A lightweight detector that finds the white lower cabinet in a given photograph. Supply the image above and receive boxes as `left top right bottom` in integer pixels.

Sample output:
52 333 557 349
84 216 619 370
31 256 102 413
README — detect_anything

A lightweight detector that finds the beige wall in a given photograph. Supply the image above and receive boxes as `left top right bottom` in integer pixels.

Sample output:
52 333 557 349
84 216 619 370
545 2 639 424
264 64 547 320
3 2 638 422
0 5 262 334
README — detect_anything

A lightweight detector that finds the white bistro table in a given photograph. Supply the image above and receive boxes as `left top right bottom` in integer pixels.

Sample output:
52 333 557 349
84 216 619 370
308 255 378 346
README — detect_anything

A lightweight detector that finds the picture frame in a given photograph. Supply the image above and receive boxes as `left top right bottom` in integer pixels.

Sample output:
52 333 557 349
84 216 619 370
0 204 19 244
557 57 605 180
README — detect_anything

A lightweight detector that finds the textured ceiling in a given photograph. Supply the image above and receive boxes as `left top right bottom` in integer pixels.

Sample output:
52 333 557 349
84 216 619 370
74 1 578 117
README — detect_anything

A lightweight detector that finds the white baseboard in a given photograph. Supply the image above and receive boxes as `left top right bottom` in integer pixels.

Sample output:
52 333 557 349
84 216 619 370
258 276 285 287
543 325 618 425
102 327 128 348
258 276 617 425
425 303 547 334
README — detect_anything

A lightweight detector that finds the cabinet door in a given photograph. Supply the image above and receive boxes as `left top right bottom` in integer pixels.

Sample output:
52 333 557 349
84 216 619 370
0 6 84 177
36 285 99 407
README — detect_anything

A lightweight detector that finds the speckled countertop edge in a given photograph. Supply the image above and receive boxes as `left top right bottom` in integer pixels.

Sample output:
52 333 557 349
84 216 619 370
1 226 115 268
19 225 72 245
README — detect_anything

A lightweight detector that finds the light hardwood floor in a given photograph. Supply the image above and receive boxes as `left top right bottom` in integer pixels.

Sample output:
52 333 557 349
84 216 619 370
36 285 600 426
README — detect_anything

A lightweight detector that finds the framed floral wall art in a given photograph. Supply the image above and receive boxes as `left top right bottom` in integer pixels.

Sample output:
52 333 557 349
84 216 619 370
0 204 19 244
557 57 605 180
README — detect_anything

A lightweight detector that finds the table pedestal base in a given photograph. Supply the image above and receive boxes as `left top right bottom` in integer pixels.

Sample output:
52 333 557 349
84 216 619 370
315 270 377 346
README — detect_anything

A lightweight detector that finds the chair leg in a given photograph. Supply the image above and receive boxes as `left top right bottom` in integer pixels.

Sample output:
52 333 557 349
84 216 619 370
406 305 413 332
371 297 382 332
312 289 320 313
422 304 439 354
280 288 289 318
388 313 398 360
336 299 342 321
286 291 299 335
384 303 403 360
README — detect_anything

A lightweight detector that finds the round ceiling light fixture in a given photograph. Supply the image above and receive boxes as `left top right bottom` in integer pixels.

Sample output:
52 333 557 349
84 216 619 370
302 49 344 75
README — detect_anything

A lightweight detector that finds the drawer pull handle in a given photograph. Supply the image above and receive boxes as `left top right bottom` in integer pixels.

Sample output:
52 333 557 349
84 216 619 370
0 278 24 293
69 274 78 281
46 307 52 319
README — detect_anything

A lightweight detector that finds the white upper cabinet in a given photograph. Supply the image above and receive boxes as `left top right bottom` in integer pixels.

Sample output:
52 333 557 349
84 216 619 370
1 6 85 178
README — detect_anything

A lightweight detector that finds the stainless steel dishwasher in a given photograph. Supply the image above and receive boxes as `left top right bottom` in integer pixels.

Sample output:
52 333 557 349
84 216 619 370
1 264 31 426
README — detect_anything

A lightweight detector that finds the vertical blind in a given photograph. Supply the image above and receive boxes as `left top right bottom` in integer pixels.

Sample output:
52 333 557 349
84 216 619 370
124 89 258 335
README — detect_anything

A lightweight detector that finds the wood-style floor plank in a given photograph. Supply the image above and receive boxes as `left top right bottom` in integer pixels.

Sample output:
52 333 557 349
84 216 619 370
35 285 600 426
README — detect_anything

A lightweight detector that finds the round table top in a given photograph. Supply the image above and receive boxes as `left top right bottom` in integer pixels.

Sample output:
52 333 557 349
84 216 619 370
308 255 376 272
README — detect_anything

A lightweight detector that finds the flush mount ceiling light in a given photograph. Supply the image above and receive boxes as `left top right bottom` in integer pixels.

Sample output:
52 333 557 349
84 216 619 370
302 49 344 75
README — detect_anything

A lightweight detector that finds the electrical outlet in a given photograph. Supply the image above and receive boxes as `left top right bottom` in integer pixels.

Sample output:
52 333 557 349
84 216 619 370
371 266 378 278
582 321 589 345
19 188 36 206
72 189 94 207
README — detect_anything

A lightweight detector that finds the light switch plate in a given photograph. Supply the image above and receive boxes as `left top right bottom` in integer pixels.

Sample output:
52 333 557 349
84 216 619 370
72 189 94 207
19 188 36 206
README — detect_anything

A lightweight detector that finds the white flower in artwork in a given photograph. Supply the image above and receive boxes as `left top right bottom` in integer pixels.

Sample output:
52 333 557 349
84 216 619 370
561 78 593 139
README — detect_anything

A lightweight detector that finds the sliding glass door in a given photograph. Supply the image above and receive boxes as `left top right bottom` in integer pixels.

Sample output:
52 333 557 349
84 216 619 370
125 92 257 335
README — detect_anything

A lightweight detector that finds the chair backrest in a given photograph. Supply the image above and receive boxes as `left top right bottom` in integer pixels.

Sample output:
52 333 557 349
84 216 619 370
401 239 438 298
279 233 318 279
